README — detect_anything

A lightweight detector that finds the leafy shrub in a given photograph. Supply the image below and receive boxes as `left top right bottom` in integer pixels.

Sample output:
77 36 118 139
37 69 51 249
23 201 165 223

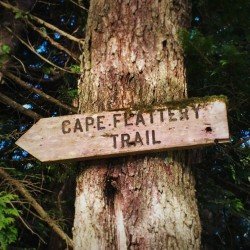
0 192 19 250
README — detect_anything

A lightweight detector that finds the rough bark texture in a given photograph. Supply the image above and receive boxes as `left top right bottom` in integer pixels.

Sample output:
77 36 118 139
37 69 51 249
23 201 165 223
74 0 201 249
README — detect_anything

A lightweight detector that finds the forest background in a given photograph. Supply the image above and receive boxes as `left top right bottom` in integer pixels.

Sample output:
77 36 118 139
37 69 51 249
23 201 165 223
0 0 249 249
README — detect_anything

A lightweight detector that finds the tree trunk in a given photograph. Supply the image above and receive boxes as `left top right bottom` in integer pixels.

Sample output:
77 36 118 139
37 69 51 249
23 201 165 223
73 0 201 249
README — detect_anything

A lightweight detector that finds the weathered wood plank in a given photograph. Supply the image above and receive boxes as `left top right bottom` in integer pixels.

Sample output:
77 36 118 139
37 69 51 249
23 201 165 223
16 98 229 162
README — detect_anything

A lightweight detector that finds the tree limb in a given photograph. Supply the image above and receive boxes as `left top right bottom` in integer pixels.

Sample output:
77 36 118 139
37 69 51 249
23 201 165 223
5 26 76 74
214 175 250 197
10 202 46 244
0 167 74 249
69 0 89 11
4 71 78 114
195 166 250 198
22 68 64 83
26 20 80 62
0 0 84 45
0 92 42 121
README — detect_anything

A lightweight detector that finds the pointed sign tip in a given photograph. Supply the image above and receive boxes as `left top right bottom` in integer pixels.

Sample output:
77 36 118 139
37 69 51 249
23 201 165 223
14 98 229 163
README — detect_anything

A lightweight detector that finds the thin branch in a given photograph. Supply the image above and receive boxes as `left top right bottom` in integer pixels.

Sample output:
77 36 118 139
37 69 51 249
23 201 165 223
69 0 88 11
0 92 42 121
26 20 80 62
10 202 46 244
11 55 27 73
215 175 250 197
0 167 74 248
57 183 66 214
186 39 213 66
18 200 44 221
21 71 64 83
0 0 84 45
24 73 64 83
196 166 250 198
37 1 60 6
4 72 78 114
30 14 84 45
5 26 75 74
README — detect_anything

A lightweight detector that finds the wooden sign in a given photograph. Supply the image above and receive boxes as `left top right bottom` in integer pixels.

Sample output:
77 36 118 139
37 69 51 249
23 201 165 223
16 97 229 162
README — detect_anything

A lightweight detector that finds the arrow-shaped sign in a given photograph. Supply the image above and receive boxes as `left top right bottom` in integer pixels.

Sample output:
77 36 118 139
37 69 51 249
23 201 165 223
16 97 229 162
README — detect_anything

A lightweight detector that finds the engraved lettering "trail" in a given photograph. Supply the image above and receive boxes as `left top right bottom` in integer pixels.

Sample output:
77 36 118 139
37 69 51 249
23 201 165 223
111 130 161 149
15 98 229 162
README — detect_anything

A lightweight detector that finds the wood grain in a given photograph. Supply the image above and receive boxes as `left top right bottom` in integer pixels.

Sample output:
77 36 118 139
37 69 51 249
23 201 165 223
16 99 229 162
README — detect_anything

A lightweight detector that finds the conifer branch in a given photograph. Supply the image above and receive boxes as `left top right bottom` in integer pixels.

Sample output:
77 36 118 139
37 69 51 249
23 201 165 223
26 20 80 62
0 0 84 45
5 27 77 74
0 167 74 248
69 0 89 11
10 202 46 244
0 92 42 121
4 72 78 114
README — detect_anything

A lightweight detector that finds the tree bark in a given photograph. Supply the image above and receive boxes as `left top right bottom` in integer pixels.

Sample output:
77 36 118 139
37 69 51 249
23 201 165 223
74 0 201 249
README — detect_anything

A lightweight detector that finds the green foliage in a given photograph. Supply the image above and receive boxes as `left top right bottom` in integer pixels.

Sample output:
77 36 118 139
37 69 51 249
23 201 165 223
0 44 11 54
14 10 28 20
14 11 23 19
0 0 249 248
40 27 47 35
180 0 250 247
70 64 80 73
58 85 78 104
203 185 245 215
0 54 9 69
67 89 78 99
0 0 83 248
0 44 11 68
0 192 19 250
42 67 52 74
230 198 244 213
